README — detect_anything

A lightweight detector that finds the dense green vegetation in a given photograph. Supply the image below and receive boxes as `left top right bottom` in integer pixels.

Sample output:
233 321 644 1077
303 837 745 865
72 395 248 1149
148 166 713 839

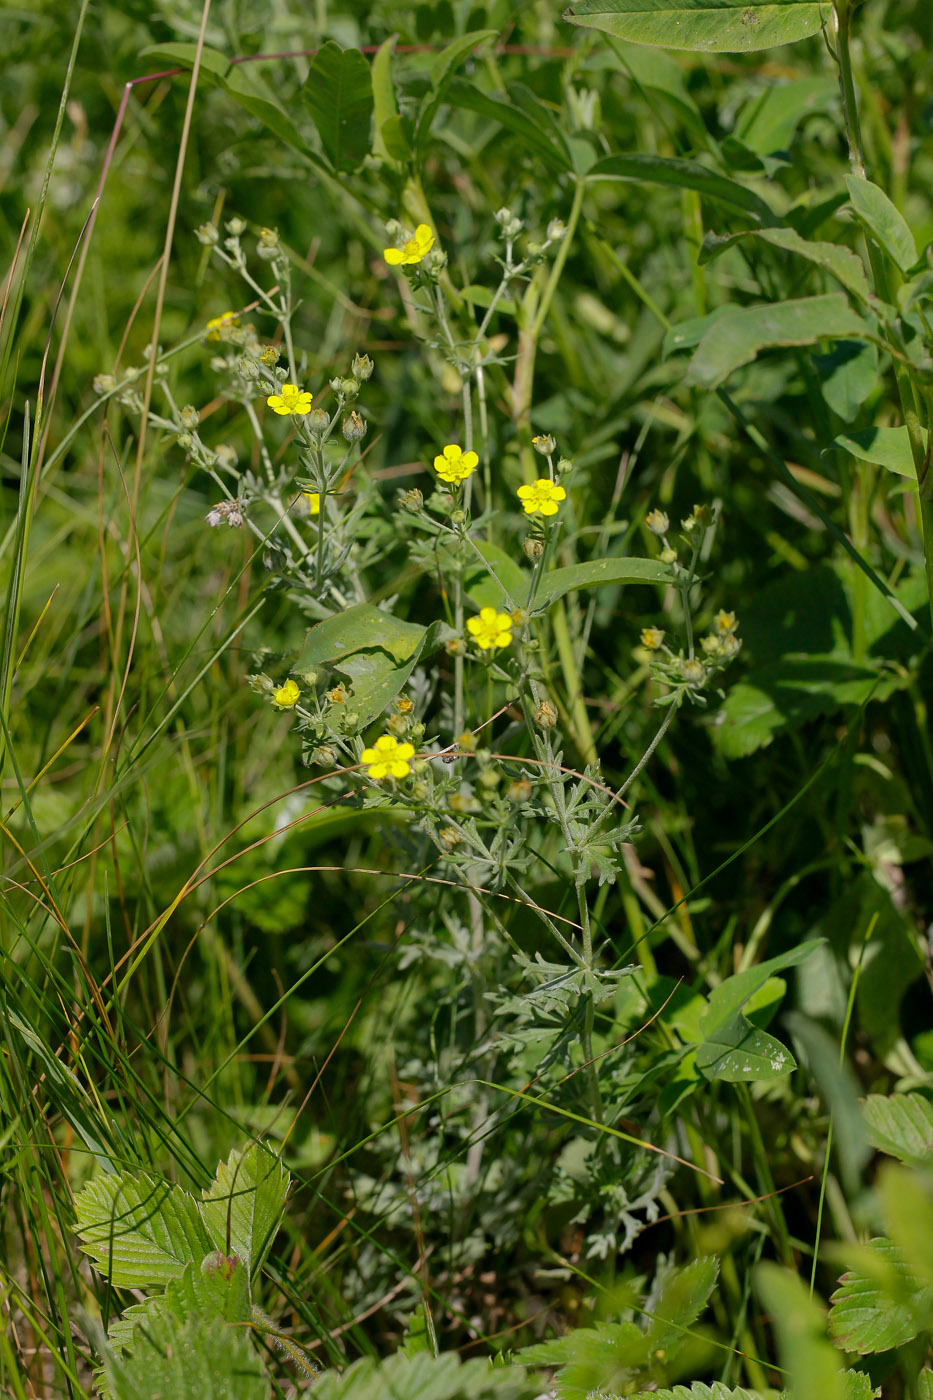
2 0 932 1396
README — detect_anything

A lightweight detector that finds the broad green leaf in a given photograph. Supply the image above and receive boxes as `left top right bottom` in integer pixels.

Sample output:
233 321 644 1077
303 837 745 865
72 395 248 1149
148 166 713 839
879 1164 933 1291
588 153 777 225
521 1319 650 1393
703 944 821 1030
304 43 374 172
74 1172 213 1287
834 426 925 481
371 34 400 161
437 78 573 172
814 341 878 420
223 64 309 156
564 0 827 54
758 1264 846 1400
463 539 529 610
845 176 918 275
137 42 232 80
107 1252 252 1360
381 114 413 161
698 227 872 304
663 305 734 356
535 556 674 609
829 1237 933 1354
863 1092 933 1168
685 294 870 389
734 76 838 155
429 28 497 92
201 1143 290 1276
695 1012 796 1081
105 1306 270 1400
312 1351 533 1400
604 37 710 150
296 604 455 724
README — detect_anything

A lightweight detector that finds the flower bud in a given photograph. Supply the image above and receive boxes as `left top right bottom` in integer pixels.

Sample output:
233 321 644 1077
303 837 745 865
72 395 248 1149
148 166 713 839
400 488 424 513
342 410 367 442
327 684 348 705
450 509 467 527
640 627 664 650
523 535 545 560
679 658 705 686
714 609 737 635
237 355 259 381
225 216 247 236
179 404 200 429
258 226 278 248
351 353 374 381
196 222 219 245
660 546 678 565
438 827 461 850
309 407 329 432
93 373 116 395
645 509 669 536
386 713 409 737
313 744 337 768
410 721 426 741
342 710 360 733
556 457 573 477
532 433 556 456
534 698 558 730
546 218 567 242
446 637 466 657
340 377 360 400
478 766 499 790
507 776 532 803
494 207 513 226
410 778 429 800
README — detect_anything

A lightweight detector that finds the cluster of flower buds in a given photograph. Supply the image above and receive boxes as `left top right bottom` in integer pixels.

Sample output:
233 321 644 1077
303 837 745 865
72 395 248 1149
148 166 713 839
205 498 244 528
494 206 524 241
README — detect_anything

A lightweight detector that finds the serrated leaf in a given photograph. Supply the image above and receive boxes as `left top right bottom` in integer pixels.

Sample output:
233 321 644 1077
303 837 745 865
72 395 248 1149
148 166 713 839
685 294 870 390
829 1237 933 1354
74 1172 213 1287
304 42 374 172
104 1306 270 1400
645 1256 719 1356
564 0 827 54
845 176 918 275
878 1163 933 1291
628 1385 766 1400
201 1144 290 1276
107 1252 251 1358
312 1350 533 1400
698 227 871 304
863 1092 933 1167
588 153 777 225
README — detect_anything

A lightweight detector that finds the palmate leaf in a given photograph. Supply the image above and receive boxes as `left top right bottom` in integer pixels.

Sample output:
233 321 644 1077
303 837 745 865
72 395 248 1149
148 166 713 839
201 1143 290 1276
311 1351 535 1400
104 1307 270 1400
564 0 826 54
74 1172 213 1288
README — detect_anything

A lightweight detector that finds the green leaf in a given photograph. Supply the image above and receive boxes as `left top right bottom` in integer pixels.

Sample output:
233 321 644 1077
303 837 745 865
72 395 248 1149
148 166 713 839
829 1237 933 1354
137 42 232 80
863 1092 933 1168
312 1351 533 1400
521 1319 649 1394
628 1386 766 1400
785 1013 870 1195
845 175 918 275
564 0 827 54
429 28 497 92
698 227 872 304
814 341 878 420
437 78 573 172
758 1264 846 1400
604 37 710 150
535 556 674 609
734 76 838 155
588 153 777 225
200 1143 290 1277
107 1251 252 1360
695 1013 796 1081
222 63 309 156
303 42 374 172
879 1164 933 1292
74 1171 213 1288
105 1306 270 1400
645 1257 719 1356
834 426 925 481
462 539 530 611
704 942 822 1028
296 604 455 724
685 294 871 390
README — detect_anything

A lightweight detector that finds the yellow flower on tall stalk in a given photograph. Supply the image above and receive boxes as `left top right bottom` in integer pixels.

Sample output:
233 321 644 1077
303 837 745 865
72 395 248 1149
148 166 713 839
383 224 435 266
205 311 239 341
433 444 478 484
467 607 513 651
360 734 416 780
517 479 566 517
266 383 313 416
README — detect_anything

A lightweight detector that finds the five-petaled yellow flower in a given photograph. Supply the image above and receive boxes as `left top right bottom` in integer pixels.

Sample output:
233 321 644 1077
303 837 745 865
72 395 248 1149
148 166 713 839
467 607 513 651
267 383 313 416
272 679 300 709
434 443 478 484
384 224 435 267
304 491 320 516
206 311 239 341
517 479 566 517
360 734 416 780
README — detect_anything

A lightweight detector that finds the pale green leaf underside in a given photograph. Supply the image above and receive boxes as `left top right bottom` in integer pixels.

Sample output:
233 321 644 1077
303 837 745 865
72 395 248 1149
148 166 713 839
863 1092 933 1168
565 0 826 54
201 1144 290 1275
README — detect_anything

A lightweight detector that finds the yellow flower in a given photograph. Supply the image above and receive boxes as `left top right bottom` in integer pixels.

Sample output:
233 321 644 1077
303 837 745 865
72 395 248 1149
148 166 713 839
714 609 738 635
272 679 300 709
304 491 320 516
517 478 566 517
640 627 665 650
383 224 435 267
206 311 239 341
433 443 478 484
267 383 313 416
467 607 513 651
360 734 416 780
